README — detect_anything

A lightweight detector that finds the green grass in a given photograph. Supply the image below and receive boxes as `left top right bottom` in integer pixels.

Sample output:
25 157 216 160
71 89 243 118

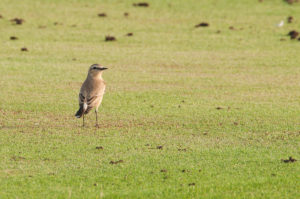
0 0 299 198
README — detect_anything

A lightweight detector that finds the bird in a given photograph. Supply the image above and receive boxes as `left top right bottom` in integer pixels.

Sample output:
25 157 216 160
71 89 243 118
277 20 284 27
75 64 108 127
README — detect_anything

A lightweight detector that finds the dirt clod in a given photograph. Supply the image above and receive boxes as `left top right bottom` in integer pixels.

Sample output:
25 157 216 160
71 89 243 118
105 35 116 41
216 107 223 110
110 160 124 164
10 36 18 40
126 32 133 36
21 47 28 52
133 2 149 7
281 156 297 163
288 30 299 39
195 22 209 28
229 26 235 30
98 13 107 17
156 146 163 150
11 18 24 25
96 146 103 150
124 12 129 17
287 16 293 23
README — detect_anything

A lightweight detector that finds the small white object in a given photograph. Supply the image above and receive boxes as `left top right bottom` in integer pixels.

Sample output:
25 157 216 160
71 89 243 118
277 20 284 27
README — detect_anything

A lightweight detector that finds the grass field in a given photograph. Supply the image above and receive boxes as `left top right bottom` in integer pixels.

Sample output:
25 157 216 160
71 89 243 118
0 0 299 198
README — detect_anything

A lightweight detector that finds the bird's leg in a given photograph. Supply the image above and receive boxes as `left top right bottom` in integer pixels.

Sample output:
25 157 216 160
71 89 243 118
82 114 85 127
95 110 99 127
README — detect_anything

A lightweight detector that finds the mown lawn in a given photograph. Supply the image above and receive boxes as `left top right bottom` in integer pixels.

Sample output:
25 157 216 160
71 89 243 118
0 0 299 198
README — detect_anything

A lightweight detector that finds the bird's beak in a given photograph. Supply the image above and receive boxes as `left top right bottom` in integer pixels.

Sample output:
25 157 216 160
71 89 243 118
100 67 108 70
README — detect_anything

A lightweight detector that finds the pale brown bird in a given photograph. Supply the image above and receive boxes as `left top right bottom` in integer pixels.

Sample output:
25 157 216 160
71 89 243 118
75 64 108 127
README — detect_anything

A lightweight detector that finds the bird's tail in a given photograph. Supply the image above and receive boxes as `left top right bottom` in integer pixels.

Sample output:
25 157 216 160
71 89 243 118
75 104 84 118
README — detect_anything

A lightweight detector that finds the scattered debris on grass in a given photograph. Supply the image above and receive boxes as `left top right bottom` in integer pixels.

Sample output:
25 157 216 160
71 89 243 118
233 122 239 125
124 12 129 17
110 160 124 164
10 36 18 40
96 146 103 150
188 183 195 186
160 169 167 173
126 32 133 36
105 35 116 41
98 13 107 17
21 47 28 52
287 16 293 23
156 145 163 150
11 18 24 25
216 107 223 110
195 22 209 28
288 30 299 39
133 2 149 7
281 156 297 163
229 26 235 30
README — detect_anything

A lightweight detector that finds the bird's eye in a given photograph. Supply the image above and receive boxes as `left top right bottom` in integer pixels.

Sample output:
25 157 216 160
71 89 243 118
93 67 97 69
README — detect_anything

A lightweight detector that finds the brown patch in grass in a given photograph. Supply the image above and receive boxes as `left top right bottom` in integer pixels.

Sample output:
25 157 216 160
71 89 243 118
216 30 221 34
54 22 63 26
216 107 223 110
133 2 149 7
124 12 129 17
178 148 187 152
110 160 124 164
188 183 195 186
126 32 133 36
233 122 239 125
38 25 46 29
229 26 235 30
98 13 107 17
11 18 24 25
160 169 167 172
0 14 3 18
11 156 26 161
281 157 297 163
10 36 18 40
105 35 116 41
96 146 103 150
284 0 299 4
21 47 28 52
156 145 163 150
287 16 293 23
195 22 209 28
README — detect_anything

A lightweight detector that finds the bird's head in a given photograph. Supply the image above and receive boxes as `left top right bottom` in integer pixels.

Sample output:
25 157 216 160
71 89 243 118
88 64 108 77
